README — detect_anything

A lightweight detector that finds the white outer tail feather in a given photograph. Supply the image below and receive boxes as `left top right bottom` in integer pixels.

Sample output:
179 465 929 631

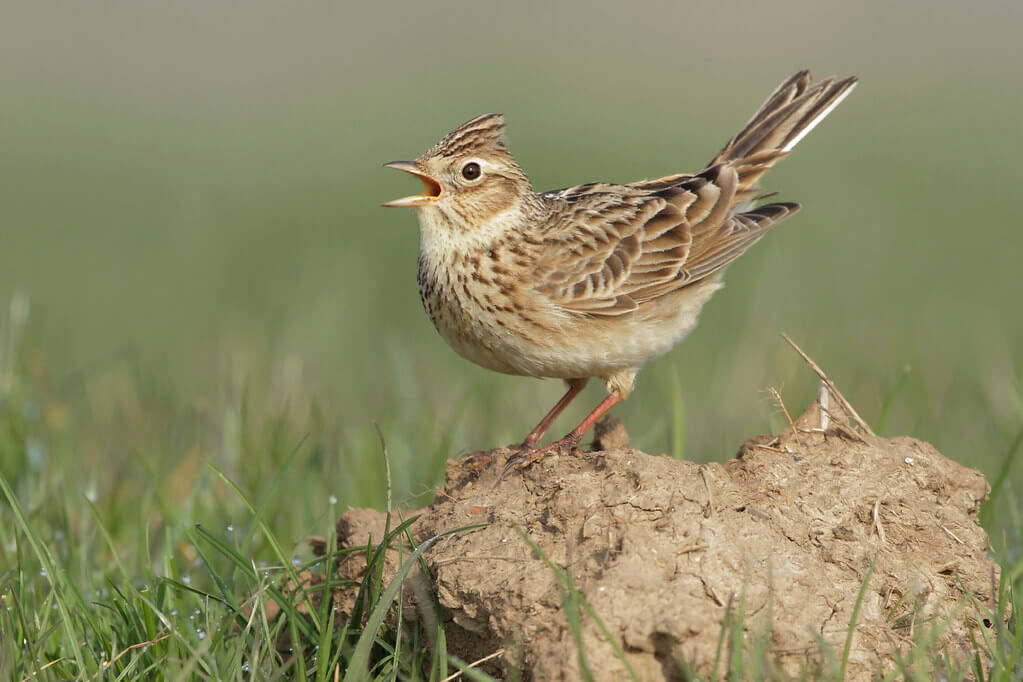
781 81 858 152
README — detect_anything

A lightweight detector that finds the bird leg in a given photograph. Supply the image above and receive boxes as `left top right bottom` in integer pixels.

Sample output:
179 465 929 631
545 392 623 454
502 391 623 477
517 378 588 450
466 379 587 473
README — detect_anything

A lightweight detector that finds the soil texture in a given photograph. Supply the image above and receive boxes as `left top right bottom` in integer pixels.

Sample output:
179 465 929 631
321 399 998 680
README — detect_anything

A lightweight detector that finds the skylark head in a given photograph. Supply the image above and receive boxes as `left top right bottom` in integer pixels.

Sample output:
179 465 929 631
383 113 537 237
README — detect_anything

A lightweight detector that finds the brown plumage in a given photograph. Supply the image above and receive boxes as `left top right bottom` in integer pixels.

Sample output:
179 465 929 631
384 70 857 468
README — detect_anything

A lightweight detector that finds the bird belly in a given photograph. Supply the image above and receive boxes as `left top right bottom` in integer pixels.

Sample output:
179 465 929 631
423 269 723 381
425 291 556 377
515 281 722 379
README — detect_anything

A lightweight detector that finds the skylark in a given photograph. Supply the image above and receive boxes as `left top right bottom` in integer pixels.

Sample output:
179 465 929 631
384 70 856 468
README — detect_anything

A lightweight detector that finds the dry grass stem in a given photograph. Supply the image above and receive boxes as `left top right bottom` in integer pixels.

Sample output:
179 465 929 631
440 648 507 682
782 333 875 436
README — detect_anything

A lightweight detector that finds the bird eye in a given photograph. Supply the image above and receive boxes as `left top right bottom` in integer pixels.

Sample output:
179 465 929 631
461 162 481 181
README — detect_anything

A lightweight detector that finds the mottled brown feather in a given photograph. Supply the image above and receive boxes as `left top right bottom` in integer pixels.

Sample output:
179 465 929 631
389 70 855 414
424 113 509 160
529 73 856 317
713 72 857 201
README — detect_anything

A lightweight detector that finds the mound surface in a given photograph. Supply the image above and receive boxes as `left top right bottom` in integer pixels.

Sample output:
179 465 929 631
323 399 997 680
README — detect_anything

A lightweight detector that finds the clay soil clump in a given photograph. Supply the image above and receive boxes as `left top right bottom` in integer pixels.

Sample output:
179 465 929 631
322 400 998 680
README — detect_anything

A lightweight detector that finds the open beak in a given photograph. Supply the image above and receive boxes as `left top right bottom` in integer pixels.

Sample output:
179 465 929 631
382 161 442 207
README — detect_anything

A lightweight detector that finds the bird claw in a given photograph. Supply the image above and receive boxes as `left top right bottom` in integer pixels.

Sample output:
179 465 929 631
495 435 582 486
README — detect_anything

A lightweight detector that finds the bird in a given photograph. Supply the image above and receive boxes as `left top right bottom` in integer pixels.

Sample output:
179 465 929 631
383 70 857 470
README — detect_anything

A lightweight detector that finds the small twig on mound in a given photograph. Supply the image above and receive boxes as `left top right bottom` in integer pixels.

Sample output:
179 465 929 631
941 525 964 545
872 496 887 544
816 381 830 431
782 334 875 437
699 466 714 518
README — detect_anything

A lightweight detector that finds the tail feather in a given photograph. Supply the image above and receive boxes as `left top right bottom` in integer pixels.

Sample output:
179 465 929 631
710 71 857 202
680 201 800 283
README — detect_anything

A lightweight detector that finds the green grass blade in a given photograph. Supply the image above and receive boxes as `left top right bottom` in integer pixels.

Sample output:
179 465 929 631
346 523 484 682
840 560 873 681
446 653 502 681
980 422 1023 529
179 524 320 646
512 526 639 682
0 471 89 676
728 577 746 679
564 586 594 682
345 535 439 682
187 525 242 613
238 433 310 557
315 522 339 682
710 592 732 681
879 600 963 682
433 626 448 682
207 459 324 633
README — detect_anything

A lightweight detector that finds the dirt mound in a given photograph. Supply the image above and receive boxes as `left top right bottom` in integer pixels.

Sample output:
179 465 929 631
325 399 997 680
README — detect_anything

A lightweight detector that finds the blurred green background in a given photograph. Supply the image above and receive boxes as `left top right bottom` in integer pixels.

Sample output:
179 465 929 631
2 2 1021 537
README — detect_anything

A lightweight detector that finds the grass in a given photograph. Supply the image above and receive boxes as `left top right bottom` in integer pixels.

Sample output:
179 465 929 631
0 391 479 681
1 327 1021 679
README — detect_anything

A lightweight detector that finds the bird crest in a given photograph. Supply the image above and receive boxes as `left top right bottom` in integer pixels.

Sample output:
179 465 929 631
423 113 507 160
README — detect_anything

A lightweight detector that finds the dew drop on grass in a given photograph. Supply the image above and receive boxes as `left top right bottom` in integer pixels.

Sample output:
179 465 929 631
182 575 191 585
329 495 338 505
227 524 234 533
197 629 206 640
292 557 301 566
39 569 47 578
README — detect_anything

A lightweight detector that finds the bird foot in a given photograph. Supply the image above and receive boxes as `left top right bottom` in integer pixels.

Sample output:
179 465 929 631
496 434 582 485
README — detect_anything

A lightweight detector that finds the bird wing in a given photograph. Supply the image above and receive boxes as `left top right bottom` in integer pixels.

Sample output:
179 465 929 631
534 165 798 316
530 71 855 317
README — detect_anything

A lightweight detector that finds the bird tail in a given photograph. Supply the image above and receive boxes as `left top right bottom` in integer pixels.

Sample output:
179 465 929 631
710 70 857 203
